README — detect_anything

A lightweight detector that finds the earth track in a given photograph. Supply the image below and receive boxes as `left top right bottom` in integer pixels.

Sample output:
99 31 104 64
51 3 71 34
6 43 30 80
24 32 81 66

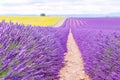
59 18 90 80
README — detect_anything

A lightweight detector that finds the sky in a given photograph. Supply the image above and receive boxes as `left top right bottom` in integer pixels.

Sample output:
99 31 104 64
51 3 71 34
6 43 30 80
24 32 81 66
0 0 120 15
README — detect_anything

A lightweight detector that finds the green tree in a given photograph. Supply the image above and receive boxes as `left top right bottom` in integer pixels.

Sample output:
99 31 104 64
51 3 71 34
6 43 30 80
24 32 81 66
40 13 46 16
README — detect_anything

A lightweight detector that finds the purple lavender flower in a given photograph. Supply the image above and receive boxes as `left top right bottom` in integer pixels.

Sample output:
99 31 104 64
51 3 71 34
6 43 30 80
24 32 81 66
0 20 69 80
71 18 120 80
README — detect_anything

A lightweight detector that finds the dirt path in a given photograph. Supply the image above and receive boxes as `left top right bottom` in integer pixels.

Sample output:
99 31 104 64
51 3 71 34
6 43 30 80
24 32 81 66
59 30 90 80
54 17 66 27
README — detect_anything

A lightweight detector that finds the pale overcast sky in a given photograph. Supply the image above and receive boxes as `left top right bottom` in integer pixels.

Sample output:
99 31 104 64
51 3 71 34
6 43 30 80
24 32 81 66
0 0 120 15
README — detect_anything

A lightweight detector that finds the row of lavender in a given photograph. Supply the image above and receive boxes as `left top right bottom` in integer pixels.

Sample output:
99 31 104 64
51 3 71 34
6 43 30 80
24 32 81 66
0 20 69 80
71 18 120 80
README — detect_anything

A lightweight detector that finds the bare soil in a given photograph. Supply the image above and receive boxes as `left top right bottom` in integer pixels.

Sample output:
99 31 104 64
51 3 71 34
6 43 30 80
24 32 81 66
59 31 90 80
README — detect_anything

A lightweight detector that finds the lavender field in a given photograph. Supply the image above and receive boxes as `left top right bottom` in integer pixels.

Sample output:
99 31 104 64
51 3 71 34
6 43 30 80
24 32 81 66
0 20 69 80
71 18 120 80
0 18 120 80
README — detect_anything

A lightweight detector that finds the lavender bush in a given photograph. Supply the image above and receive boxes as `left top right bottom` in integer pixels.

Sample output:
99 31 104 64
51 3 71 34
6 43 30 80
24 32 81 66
71 18 120 80
0 20 69 80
